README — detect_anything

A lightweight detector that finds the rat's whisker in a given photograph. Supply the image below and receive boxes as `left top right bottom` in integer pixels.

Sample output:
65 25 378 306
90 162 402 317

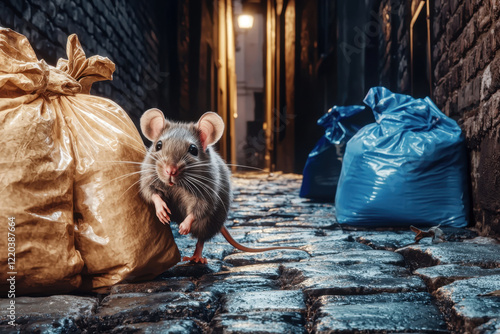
137 108 309 261
180 151 190 161
183 175 210 196
181 162 212 171
98 134 145 153
185 175 227 212
182 177 206 200
185 173 231 197
181 178 199 199
184 176 214 200
150 176 160 188
96 160 146 166
183 160 210 166
117 177 143 201
146 153 160 163
224 163 266 172
187 174 226 192
100 169 152 187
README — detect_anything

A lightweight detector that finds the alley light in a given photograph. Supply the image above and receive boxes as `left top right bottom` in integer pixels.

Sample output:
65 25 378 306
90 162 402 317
237 14 254 29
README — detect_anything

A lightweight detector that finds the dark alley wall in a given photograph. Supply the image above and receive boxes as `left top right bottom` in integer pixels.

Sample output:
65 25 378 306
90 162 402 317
0 0 166 131
2 0 499 236
432 0 500 236
0 0 234 156
361 0 500 236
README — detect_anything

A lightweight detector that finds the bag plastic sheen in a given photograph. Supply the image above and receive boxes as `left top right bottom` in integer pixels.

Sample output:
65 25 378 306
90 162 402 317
335 86 469 227
300 105 368 201
0 28 180 294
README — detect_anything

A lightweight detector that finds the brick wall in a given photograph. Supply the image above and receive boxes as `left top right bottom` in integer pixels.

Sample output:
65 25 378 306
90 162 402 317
0 0 163 129
432 0 500 236
370 0 500 236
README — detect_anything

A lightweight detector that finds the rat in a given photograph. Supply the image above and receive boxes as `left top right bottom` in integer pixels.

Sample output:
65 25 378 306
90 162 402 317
139 108 308 264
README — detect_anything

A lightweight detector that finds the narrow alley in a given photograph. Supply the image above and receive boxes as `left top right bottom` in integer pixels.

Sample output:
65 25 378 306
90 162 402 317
2 173 499 333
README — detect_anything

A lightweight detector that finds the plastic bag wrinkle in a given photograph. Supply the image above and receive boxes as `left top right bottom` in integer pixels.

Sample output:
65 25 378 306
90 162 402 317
335 86 469 228
300 105 372 201
0 28 180 295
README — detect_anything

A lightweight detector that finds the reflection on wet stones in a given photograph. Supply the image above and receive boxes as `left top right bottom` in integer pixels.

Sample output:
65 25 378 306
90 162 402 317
304 249 406 266
197 274 278 297
217 263 282 278
110 279 195 294
92 292 216 331
158 261 224 279
0 295 98 327
111 319 203 334
210 312 306 334
354 231 417 250
415 264 500 291
223 249 310 266
221 290 306 313
280 263 426 296
397 242 500 270
301 239 372 257
435 275 500 333
311 293 448 333
473 318 500 334
0 317 79 334
8 173 500 333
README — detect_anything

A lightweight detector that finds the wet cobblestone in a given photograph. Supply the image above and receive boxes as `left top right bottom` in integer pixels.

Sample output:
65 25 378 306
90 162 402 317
435 275 500 333
1 172 500 333
311 292 448 333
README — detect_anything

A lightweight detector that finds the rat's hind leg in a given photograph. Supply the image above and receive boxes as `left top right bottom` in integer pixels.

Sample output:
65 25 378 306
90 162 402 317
182 239 207 264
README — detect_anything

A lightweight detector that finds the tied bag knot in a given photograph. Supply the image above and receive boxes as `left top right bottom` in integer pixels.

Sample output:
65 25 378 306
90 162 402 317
320 105 366 145
0 28 114 99
364 86 442 133
56 34 115 94
0 28 180 295
335 86 469 228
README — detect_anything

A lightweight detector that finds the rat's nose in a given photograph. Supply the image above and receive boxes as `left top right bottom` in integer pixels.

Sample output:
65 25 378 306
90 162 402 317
165 165 178 176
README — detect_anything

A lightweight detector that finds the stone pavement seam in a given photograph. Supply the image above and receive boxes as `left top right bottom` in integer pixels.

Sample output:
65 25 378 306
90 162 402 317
1 173 500 333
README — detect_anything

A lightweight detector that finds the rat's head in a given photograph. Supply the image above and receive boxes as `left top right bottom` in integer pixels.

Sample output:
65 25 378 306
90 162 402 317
140 108 224 187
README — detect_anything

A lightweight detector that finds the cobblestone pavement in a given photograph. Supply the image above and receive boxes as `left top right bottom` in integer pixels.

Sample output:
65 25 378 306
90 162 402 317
1 173 500 333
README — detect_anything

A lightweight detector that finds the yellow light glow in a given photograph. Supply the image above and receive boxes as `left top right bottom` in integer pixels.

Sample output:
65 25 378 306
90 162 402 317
238 14 254 29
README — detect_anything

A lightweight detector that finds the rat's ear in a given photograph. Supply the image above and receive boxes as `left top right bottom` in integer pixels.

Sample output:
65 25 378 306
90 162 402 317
197 112 224 151
140 108 166 141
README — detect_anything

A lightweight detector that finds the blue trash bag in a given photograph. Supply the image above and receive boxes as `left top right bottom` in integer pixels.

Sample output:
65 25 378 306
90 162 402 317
335 86 469 227
300 105 368 201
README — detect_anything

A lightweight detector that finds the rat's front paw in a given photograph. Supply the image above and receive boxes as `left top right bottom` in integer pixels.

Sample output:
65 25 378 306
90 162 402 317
152 194 171 225
156 206 170 225
178 214 195 235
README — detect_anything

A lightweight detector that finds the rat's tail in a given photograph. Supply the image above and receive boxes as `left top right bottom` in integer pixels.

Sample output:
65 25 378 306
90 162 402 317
220 226 311 256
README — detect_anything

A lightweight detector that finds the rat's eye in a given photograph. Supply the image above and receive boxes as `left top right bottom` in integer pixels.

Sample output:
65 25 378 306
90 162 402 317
155 140 163 151
188 144 198 156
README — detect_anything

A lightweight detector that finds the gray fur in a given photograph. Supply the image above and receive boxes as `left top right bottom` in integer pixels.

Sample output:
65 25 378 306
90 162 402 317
139 118 232 242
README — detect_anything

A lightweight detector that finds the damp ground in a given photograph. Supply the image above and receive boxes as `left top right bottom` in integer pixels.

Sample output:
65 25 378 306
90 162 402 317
1 173 499 333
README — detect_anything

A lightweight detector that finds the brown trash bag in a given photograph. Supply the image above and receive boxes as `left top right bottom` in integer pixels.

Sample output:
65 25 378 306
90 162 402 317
0 28 180 294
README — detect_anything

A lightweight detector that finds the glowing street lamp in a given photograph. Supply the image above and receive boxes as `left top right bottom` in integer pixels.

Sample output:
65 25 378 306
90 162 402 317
237 14 254 29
